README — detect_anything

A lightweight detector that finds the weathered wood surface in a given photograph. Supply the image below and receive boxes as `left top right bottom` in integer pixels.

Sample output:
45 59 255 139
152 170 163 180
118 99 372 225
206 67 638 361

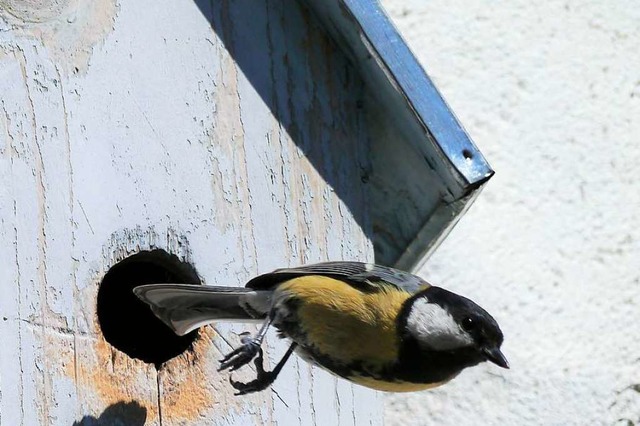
0 0 382 424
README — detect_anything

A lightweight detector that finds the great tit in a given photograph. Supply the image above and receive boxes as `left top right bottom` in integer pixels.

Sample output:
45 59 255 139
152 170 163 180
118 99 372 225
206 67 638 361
134 261 508 395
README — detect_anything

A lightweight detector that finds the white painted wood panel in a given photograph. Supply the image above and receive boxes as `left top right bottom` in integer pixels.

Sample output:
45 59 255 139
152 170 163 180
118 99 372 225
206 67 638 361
0 0 382 424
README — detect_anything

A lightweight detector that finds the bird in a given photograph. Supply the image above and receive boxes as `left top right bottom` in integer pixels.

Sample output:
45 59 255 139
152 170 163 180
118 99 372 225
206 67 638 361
133 261 508 395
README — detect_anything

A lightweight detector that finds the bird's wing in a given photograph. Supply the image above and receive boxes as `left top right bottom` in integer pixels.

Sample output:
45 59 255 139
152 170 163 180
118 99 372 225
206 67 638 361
246 261 428 294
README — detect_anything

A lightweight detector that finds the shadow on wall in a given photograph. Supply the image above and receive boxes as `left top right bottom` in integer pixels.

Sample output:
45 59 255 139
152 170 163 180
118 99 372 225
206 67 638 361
192 0 373 244
73 401 147 426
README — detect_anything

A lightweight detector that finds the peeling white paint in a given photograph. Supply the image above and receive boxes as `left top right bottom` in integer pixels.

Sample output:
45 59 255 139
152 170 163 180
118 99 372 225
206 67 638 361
0 0 382 424
0 0 118 73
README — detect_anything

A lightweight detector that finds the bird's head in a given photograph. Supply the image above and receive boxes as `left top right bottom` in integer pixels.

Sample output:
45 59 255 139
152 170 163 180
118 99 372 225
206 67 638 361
401 286 508 369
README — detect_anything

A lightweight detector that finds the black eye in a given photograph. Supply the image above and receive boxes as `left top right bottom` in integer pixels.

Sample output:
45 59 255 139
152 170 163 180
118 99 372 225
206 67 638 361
461 317 475 332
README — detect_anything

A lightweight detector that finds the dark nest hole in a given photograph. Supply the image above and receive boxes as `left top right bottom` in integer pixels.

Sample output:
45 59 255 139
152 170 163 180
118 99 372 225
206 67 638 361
97 249 201 368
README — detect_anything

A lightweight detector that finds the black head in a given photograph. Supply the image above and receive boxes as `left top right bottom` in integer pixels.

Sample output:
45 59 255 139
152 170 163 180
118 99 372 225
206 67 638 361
401 286 508 369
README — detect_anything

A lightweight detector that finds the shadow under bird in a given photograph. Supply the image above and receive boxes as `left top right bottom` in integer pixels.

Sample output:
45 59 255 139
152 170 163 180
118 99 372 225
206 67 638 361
134 261 508 395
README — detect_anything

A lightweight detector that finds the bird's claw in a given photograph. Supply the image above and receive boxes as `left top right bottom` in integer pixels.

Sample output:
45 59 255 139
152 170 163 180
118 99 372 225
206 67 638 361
218 334 262 372
230 348 274 395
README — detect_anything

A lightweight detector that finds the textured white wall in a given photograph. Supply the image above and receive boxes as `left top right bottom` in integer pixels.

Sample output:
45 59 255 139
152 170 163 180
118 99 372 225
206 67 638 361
382 1 640 425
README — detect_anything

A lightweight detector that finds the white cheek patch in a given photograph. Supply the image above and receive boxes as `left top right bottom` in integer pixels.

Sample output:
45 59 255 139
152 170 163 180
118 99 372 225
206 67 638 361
406 298 474 350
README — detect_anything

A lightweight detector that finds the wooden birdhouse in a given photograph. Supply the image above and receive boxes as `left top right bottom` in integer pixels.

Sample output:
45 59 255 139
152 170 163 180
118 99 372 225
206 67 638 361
0 0 492 424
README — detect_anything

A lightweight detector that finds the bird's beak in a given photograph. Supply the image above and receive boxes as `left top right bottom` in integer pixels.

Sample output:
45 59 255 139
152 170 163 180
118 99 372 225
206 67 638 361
482 347 509 369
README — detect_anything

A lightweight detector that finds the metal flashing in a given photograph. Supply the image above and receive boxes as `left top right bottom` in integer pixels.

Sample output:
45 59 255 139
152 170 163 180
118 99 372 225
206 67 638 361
302 0 494 268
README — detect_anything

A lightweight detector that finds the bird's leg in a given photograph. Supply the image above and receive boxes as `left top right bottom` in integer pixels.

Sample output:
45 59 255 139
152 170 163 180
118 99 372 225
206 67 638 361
218 316 272 372
231 343 298 395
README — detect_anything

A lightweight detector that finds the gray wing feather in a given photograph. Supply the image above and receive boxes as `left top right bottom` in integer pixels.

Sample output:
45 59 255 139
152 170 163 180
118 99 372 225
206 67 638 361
262 261 428 294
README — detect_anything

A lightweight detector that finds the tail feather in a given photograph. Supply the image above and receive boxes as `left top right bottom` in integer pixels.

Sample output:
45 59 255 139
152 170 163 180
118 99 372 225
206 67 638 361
134 284 270 336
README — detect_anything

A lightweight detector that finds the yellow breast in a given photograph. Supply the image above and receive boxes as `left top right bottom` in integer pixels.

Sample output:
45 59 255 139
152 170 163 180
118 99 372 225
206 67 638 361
276 275 411 366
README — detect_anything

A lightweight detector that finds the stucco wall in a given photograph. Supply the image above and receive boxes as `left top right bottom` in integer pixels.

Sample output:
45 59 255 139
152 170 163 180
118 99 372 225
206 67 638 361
382 1 640 425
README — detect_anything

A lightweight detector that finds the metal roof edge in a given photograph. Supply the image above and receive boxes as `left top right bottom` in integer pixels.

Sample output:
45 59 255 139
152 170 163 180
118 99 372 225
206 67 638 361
393 189 484 273
302 0 494 192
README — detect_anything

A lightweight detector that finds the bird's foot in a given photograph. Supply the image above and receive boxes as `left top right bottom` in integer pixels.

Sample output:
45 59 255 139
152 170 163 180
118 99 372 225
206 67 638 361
230 348 276 395
218 333 262 372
